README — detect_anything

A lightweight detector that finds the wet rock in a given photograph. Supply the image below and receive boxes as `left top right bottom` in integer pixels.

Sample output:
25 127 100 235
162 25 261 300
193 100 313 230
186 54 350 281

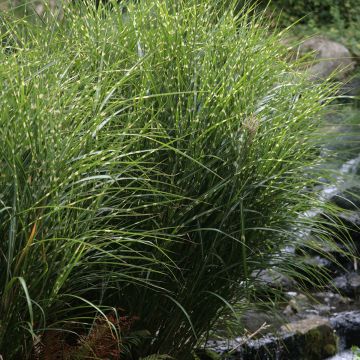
283 299 301 317
241 310 282 335
283 293 312 317
337 212 360 244
298 243 352 277
330 187 360 211
238 333 292 360
304 254 339 278
322 123 360 162
318 211 360 252
284 291 335 318
306 255 334 269
341 156 360 176
338 76 360 102
249 316 338 359
34 0 66 19
291 255 337 287
299 37 355 81
302 291 353 317
205 316 338 360
314 292 352 309
330 311 360 348
309 304 332 317
194 349 221 360
252 268 295 290
280 316 338 360
348 272 360 293
332 275 351 296
331 272 360 297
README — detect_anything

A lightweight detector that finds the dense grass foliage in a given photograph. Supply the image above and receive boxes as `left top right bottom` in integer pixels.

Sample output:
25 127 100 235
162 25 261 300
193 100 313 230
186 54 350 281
0 1 339 358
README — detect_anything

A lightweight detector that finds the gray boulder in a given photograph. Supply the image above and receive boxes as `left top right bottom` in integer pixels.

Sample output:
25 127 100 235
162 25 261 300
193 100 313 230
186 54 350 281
330 311 360 348
332 272 360 297
330 186 360 211
299 37 355 81
205 316 338 359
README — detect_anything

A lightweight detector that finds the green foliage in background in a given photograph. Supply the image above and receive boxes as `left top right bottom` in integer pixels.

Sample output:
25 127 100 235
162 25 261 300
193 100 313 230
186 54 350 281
0 0 342 359
261 0 360 57
266 0 360 25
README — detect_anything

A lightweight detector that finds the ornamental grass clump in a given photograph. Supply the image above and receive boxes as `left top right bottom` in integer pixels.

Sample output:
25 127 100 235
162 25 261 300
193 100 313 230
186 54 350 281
0 0 339 358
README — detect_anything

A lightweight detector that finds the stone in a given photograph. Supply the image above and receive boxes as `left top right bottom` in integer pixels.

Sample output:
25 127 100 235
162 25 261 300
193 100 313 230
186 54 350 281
331 272 360 297
281 315 327 332
241 310 283 335
283 293 311 317
251 316 337 359
305 255 333 268
330 311 360 348
319 211 360 254
194 349 221 360
205 316 338 359
33 0 69 19
337 212 360 245
313 292 352 308
283 300 299 317
253 268 295 290
330 186 360 211
348 272 360 291
332 275 351 296
304 255 336 276
299 37 355 81
338 76 360 101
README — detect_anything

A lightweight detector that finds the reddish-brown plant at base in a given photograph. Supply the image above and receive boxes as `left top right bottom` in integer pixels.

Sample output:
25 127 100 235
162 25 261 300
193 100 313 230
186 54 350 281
33 311 139 360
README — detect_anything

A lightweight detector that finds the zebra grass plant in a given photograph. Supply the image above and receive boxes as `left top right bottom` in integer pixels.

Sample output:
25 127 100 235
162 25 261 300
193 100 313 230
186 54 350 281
0 0 345 358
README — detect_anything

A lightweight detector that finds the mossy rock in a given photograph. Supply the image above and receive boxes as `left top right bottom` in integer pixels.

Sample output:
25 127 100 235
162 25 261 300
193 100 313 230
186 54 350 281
193 349 221 360
282 316 339 359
